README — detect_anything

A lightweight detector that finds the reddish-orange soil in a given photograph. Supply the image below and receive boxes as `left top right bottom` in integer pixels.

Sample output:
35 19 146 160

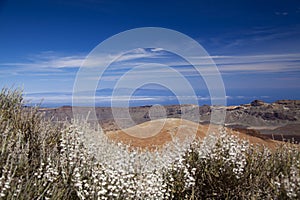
106 118 281 149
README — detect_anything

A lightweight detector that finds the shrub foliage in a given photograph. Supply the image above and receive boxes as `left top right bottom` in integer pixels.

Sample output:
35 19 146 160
0 88 299 199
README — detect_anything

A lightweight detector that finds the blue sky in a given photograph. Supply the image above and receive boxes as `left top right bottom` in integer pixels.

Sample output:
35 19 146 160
0 0 300 106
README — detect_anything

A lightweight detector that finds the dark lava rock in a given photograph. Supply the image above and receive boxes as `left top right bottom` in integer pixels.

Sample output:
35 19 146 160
250 100 265 106
275 100 300 106
261 112 297 121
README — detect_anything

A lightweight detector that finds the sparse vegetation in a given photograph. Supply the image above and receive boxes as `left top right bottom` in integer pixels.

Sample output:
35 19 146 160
0 88 299 199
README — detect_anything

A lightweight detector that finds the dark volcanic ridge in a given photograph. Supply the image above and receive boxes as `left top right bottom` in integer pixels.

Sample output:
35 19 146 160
39 100 300 142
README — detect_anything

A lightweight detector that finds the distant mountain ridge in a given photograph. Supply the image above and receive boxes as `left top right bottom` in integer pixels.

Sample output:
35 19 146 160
40 99 300 142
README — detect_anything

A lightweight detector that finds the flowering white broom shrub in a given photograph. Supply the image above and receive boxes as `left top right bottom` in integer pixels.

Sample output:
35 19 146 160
165 129 300 199
0 88 299 199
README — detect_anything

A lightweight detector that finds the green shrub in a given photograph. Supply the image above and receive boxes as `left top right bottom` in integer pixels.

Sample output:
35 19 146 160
166 131 300 199
0 88 77 199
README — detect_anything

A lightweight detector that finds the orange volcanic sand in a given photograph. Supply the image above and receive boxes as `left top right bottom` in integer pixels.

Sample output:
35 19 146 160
106 118 280 149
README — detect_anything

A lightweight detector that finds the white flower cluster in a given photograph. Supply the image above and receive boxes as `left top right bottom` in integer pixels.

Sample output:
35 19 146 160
218 129 249 178
0 158 15 198
64 123 300 199
284 165 300 198
0 127 27 199
1 115 299 199
273 152 300 198
195 127 249 179
56 121 182 199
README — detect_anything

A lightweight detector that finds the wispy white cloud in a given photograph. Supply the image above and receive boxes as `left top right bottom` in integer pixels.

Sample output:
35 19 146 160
1 50 300 80
211 53 300 73
0 49 165 75
202 25 300 52
2 54 85 69
150 48 164 52
110 53 300 74
275 11 289 16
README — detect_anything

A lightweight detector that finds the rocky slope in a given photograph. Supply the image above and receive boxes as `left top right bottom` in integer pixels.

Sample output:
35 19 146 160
40 100 300 142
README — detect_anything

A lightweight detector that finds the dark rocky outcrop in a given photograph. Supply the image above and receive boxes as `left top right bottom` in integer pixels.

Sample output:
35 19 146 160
250 100 265 106
275 100 300 106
